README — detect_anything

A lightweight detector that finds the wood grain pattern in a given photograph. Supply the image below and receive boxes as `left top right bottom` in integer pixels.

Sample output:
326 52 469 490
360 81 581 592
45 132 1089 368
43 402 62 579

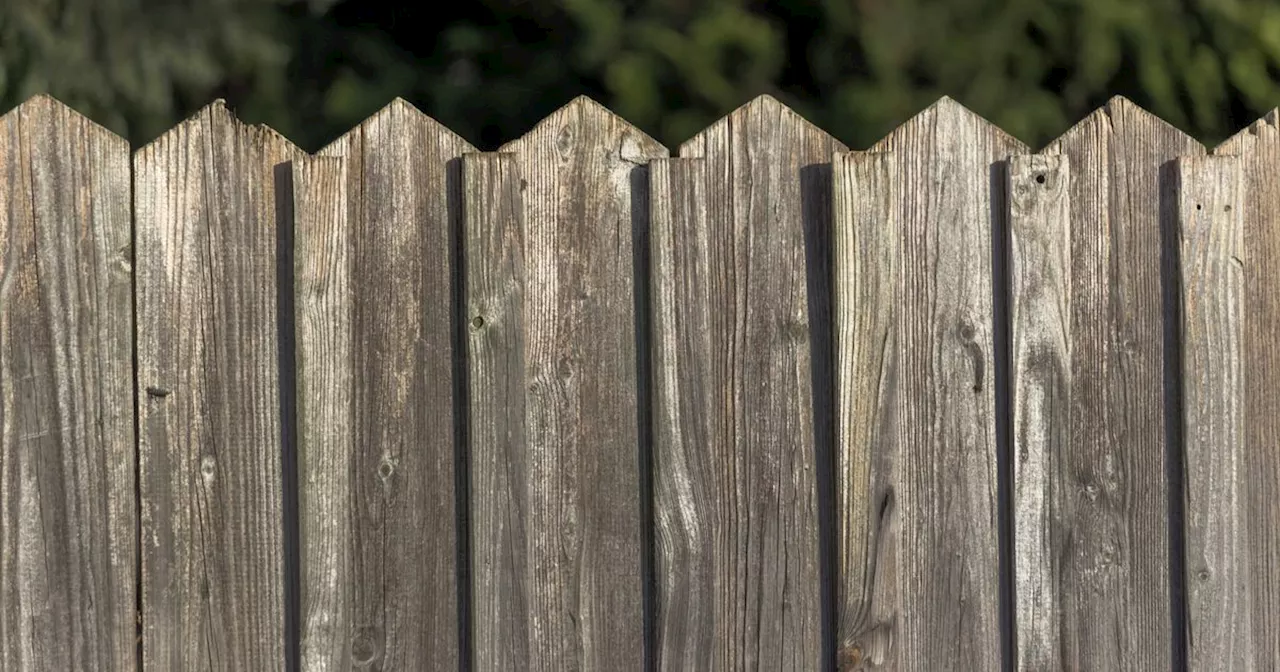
1041 97 1204 668
291 155 355 670
837 97 1025 670
463 152 530 672
1007 154 1071 670
135 101 301 671
0 95 136 671
1175 155 1252 669
314 99 472 670
1212 117 1280 668
832 151 899 671
465 97 666 671
651 94 844 670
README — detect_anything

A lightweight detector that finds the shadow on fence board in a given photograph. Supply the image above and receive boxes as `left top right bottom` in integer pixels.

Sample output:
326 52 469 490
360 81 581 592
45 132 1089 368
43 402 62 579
1 92 1278 671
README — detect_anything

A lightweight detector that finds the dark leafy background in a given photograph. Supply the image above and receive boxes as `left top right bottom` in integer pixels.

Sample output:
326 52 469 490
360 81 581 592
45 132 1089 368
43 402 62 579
3 0 1276 150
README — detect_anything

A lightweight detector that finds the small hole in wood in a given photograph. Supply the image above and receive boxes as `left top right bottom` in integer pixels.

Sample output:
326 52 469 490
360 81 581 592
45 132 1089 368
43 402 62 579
1196 203 1203 210
471 316 485 330
1035 174 1046 184
1225 204 1233 212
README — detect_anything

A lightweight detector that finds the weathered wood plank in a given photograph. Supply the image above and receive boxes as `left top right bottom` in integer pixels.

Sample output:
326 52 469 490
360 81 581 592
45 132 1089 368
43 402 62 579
313 99 472 670
832 151 899 670
1041 97 1204 668
1176 155 1251 669
462 152 530 671
464 96 666 671
1214 115 1280 668
649 156 716 669
291 155 355 670
836 97 1024 670
652 94 844 670
0 95 136 671
1007 154 1071 670
135 101 300 671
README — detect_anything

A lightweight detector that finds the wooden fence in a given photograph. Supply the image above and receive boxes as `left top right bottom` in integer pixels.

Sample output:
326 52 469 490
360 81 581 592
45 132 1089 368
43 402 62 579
0 92 1276 671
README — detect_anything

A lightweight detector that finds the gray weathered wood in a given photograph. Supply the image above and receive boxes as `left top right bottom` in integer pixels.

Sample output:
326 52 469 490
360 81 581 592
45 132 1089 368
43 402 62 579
832 151 899 671
1007 154 1071 670
1040 96 1204 668
1213 115 1280 667
652 94 843 670
0 95 136 671
465 96 666 671
1176 155 1252 669
462 151 530 671
291 155 355 670
313 99 472 670
135 101 300 671
835 97 1024 670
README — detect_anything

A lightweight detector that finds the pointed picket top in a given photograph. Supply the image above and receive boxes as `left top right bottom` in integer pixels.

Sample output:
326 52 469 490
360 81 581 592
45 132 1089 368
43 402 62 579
320 97 475 156
868 95 1027 153
0 94 128 148
1045 95 1204 154
134 98 303 161
498 94 667 160
678 93 842 157
1214 108 1280 155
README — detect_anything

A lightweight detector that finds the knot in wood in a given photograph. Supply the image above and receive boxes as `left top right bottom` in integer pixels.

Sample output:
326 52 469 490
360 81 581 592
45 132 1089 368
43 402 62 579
378 458 395 481
555 124 576 160
837 643 863 670
351 627 382 666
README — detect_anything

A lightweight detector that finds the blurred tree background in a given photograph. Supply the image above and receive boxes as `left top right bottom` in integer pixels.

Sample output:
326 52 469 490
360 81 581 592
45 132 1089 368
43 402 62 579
2 0 1278 151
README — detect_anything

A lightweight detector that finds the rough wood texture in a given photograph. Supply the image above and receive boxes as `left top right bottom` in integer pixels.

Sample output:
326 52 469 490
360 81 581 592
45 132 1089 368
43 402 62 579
836 97 1024 670
135 101 300 671
463 152 529 672
1007 154 1071 670
314 99 472 670
1176 155 1252 669
832 151 899 671
291 155 355 670
1041 97 1204 668
651 95 843 670
0 95 136 671
465 97 666 671
1213 116 1280 668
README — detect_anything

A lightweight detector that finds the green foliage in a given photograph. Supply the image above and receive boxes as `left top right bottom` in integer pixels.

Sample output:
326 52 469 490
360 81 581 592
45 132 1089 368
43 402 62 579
3 0 1280 149
0 0 292 141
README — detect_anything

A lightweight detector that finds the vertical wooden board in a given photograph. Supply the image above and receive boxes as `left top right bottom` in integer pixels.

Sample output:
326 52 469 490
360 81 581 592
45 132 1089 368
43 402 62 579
653 95 845 670
649 156 718 670
135 101 301 671
315 99 473 670
0 96 136 671
463 152 529 672
1007 154 1071 670
465 96 666 671
1214 117 1280 667
1176 155 1251 669
1041 97 1205 668
291 155 355 670
838 97 1025 670
832 151 899 670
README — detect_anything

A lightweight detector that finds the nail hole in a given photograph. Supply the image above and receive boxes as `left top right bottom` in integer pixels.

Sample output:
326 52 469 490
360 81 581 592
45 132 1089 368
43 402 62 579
1196 203 1203 210
1035 174 1045 184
